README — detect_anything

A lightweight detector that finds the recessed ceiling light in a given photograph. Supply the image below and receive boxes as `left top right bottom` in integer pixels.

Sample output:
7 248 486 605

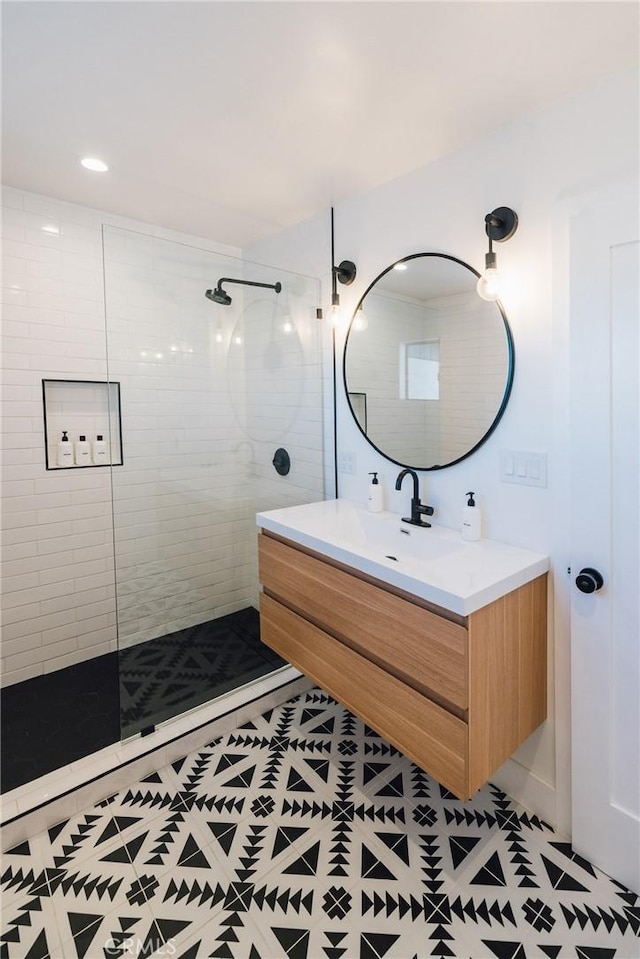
81 157 109 173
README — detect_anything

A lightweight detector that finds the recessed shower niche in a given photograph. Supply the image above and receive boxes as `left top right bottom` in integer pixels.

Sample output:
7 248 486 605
42 379 123 469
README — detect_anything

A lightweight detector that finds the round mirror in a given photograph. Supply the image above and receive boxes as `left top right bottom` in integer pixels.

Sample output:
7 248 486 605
343 253 514 470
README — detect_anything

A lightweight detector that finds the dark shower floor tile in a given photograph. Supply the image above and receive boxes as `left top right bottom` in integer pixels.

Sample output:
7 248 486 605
0 653 120 794
1 607 285 793
119 607 286 737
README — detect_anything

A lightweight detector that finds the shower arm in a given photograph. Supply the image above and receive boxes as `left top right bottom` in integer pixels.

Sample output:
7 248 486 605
216 278 282 294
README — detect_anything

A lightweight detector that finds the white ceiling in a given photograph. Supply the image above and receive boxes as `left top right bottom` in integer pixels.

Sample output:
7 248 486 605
2 1 638 247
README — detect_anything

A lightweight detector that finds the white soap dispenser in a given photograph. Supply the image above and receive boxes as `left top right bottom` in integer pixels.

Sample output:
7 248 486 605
74 434 91 466
462 491 481 541
367 472 383 513
57 430 73 467
92 434 108 465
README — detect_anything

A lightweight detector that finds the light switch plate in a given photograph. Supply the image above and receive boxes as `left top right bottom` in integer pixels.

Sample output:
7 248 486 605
338 451 356 474
501 450 547 487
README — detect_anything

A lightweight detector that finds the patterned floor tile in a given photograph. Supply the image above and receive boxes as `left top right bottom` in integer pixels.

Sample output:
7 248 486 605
2 688 638 959
0 875 66 959
55 896 159 959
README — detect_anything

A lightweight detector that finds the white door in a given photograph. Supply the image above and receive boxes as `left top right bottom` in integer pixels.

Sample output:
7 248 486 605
569 179 639 894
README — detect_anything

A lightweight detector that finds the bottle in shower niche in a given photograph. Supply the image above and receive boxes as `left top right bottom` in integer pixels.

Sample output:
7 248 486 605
92 434 108 465
74 434 91 466
57 430 74 467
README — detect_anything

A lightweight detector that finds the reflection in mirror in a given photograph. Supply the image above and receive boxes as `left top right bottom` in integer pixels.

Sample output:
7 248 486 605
343 253 514 470
348 392 367 432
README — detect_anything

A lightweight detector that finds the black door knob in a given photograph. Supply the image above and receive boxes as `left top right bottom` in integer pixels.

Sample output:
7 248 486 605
575 567 604 593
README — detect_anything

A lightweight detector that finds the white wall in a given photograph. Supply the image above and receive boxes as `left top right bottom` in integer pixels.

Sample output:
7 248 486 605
245 67 640 832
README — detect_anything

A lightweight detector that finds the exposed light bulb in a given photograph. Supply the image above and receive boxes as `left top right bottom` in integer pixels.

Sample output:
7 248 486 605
327 302 342 327
476 267 501 301
352 308 368 332
81 157 109 172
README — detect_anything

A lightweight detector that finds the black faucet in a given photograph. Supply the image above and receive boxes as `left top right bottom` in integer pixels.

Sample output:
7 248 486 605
395 469 435 527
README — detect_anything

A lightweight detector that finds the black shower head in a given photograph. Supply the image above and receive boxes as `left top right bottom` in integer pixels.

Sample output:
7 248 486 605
205 285 232 306
205 276 282 307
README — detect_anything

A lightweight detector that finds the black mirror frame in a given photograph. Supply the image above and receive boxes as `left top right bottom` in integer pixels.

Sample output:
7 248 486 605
342 252 515 471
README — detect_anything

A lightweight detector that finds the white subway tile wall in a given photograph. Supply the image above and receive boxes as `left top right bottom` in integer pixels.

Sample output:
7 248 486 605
1 190 327 687
2 192 115 685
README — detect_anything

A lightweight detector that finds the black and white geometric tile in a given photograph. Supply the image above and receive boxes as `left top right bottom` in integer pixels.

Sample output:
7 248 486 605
2 688 638 958
119 608 285 736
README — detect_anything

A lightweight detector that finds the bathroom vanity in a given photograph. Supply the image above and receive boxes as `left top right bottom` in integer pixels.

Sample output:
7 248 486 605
257 499 549 801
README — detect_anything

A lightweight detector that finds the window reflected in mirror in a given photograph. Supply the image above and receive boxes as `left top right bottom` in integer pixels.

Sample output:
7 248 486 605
402 340 440 401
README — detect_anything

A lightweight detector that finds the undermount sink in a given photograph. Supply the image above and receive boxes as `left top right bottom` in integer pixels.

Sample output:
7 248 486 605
256 498 549 615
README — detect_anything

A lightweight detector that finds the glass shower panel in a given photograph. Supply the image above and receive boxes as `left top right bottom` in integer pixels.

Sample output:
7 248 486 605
101 227 327 738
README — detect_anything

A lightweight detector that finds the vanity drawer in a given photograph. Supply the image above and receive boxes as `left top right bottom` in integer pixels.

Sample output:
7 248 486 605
259 532 468 711
260 593 468 798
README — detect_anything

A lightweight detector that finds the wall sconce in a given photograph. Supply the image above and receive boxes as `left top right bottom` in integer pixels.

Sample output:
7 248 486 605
328 206 356 326
477 206 519 301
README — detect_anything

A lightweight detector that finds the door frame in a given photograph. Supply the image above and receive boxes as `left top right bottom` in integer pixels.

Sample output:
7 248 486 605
552 178 639 887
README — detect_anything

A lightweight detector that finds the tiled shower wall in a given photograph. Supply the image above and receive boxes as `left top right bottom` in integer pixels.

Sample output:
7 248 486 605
0 188 327 687
1 189 123 687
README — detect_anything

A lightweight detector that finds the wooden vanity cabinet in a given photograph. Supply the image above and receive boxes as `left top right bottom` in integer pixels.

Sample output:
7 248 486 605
258 531 547 801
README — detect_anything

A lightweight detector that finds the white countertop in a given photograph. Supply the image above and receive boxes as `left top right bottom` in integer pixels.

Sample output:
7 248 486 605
257 498 549 616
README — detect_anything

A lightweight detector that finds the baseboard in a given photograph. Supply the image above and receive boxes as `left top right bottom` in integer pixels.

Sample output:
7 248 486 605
491 758 559 832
